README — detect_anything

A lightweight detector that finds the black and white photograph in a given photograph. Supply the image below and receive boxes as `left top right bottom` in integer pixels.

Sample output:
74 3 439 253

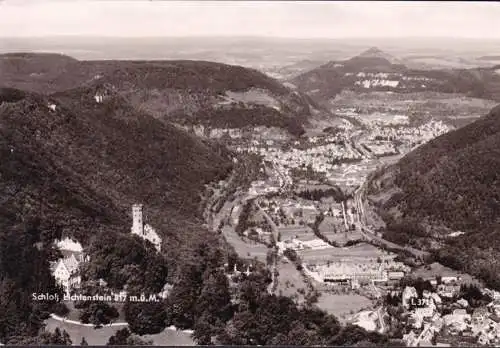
1 0 500 346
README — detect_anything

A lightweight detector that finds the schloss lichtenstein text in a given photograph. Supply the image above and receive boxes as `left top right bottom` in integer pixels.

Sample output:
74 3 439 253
32 292 161 303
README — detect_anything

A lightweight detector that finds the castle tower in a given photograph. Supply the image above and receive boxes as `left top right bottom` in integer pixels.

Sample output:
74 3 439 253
131 204 144 236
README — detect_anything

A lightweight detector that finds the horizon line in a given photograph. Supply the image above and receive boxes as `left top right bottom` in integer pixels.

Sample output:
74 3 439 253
1 35 500 41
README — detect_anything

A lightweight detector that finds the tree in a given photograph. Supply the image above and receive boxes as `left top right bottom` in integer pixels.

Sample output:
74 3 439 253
107 328 131 345
165 260 204 329
47 328 72 345
125 301 167 335
196 270 233 323
126 335 153 346
80 337 88 346
192 270 233 344
79 302 119 325
266 250 275 266
9 328 73 345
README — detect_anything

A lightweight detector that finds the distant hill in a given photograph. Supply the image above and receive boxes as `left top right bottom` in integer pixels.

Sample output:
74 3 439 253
291 48 500 105
366 104 500 289
266 59 326 80
356 47 402 63
0 53 319 135
477 55 500 61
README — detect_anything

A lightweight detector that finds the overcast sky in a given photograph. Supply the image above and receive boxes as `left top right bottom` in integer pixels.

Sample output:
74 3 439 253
0 0 499 39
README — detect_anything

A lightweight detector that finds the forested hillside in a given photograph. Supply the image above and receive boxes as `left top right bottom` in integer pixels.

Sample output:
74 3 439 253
0 54 317 135
0 88 231 342
367 104 500 289
0 88 387 345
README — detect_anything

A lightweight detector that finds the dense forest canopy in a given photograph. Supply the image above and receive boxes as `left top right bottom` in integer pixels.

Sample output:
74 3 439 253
0 54 315 133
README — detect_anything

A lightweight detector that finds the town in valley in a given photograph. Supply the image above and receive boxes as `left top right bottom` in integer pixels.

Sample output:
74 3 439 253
1 1 500 346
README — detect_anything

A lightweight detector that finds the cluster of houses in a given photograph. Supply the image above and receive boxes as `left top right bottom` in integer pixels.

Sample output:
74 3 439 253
235 134 362 187
400 279 500 346
248 179 282 197
277 238 332 253
257 197 320 229
345 71 434 90
367 120 452 150
304 259 408 288
228 115 451 202
361 141 399 157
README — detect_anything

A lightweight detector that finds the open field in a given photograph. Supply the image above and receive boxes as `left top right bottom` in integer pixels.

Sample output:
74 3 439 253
275 259 308 302
295 183 339 191
44 318 195 346
278 226 315 241
315 293 373 320
323 230 364 245
331 91 498 128
142 328 195 346
298 242 391 263
333 91 497 113
222 226 269 262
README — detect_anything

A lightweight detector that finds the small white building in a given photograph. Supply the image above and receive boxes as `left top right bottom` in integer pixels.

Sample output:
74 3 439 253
52 255 81 295
457 298 469 308
94 94 104 103
441 276 460 284
131 204 162 252
158 283 173 299
402 286 419 309
414 305 435 319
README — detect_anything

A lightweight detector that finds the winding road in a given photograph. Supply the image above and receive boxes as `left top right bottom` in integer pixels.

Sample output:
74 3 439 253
376 306 386 334
49 314 195 335
49 314 128 327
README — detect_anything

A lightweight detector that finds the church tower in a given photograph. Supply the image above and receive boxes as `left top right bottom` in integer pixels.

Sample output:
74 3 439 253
131 204 144 236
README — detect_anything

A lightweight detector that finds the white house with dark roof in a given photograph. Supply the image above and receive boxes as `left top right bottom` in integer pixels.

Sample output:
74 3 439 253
52 255 81 295
51 237 86 295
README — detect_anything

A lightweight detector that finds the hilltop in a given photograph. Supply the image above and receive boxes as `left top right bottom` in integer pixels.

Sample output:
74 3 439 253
341 47 405 71
357 47 395 60
366 104 500 289
0 53 317 135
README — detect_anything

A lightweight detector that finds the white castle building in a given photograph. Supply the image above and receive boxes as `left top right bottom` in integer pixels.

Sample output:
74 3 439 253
131 204 162 252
